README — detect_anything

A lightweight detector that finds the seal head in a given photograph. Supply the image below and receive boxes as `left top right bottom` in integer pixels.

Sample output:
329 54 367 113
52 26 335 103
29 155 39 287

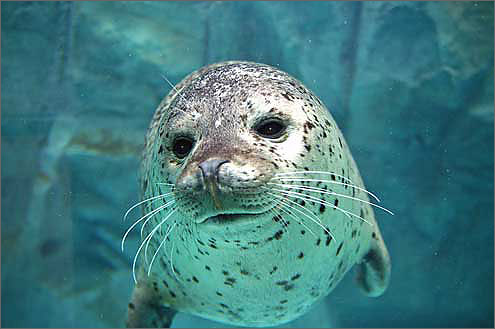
126 62 391 327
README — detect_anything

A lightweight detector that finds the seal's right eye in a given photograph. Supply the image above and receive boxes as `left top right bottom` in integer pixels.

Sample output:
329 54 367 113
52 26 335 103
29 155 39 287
172 137 194 159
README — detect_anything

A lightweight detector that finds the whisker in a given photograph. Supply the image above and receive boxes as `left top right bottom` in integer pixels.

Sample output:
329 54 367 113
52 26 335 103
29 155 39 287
147 222 177 276
140 200 176 238
269 186 351 221
271 177 381 203
170 240 179 282
121 201 173 252
275 171 353 184
123 192 175 222
265 190 337 242
132 207 177 284
144 208 178 266
156 183 176 186
272 187 372 226
277 201 317 238
269 183 393 215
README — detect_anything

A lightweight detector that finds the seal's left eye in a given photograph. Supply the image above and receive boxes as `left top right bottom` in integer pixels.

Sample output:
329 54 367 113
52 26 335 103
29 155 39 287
172 137 194 158
255 119 286 139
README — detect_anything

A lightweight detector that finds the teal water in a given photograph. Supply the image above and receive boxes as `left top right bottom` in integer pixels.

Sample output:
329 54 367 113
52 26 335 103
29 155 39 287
1 1 493 327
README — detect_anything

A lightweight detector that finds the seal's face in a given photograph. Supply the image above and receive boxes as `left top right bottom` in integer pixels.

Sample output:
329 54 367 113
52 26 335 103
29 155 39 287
129 62 391 327
156 64 316 227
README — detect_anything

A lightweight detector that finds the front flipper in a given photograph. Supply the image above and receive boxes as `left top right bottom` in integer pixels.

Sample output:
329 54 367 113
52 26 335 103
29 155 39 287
356 230 391 297
126 280 177 328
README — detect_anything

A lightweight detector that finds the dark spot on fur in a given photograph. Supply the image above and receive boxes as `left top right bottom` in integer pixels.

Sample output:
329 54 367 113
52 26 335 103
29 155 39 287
319 204 326 213
225 277 236 286
336 242 343 255
298 252 304 259
291 273 301 281
128 303 135 310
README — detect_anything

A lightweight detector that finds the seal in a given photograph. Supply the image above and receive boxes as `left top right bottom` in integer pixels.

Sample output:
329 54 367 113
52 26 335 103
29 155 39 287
123 61 391 327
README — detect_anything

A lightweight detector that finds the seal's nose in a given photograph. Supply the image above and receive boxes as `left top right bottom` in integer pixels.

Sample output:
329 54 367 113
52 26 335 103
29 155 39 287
198 159 229 210
198 159 229 182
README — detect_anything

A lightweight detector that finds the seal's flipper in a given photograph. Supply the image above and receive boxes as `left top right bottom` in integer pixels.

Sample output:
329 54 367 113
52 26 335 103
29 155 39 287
356 230 391 297
126 281 176 328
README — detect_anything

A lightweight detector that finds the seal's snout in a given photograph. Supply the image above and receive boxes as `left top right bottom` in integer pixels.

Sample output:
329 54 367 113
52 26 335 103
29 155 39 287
199 159 229 209
199 159 229 182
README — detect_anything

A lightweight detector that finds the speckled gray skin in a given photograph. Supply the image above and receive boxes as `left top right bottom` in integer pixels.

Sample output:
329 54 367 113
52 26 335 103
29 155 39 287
126 62 391 327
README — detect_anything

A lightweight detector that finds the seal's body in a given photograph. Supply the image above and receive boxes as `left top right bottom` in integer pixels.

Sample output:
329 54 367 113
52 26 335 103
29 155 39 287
126 62 391 327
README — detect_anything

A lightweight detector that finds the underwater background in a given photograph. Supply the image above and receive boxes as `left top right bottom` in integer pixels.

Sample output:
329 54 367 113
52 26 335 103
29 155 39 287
1 1 493 327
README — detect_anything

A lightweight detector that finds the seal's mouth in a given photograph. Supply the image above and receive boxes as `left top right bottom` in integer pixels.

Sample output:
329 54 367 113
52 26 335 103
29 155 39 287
205 213 257 224
199 206 274 226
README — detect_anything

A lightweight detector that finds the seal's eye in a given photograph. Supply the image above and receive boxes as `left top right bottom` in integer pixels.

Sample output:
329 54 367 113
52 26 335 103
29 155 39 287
255 119 286 139
172 137 194 158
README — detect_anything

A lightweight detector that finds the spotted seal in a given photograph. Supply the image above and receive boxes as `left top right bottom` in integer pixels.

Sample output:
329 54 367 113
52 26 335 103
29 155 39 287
123 61 391 327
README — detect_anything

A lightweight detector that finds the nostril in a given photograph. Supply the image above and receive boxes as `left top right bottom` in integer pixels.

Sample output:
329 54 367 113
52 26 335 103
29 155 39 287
198 159 230 181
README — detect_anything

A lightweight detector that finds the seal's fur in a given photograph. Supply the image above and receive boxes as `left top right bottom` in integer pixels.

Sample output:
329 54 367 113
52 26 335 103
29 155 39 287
126 62 391 327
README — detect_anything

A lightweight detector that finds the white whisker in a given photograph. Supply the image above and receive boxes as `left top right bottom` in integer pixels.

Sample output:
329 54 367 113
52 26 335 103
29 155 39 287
123 192 175 222
270 183 393 215
140 200 176 238
121 201 173 252
170 241 179 282
144 208 178 266
265 190 337 242
132 207 177 284
271 177 381 203
277 201 317 238
147 222 177 276
272 187 372 226
275 171 353 184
